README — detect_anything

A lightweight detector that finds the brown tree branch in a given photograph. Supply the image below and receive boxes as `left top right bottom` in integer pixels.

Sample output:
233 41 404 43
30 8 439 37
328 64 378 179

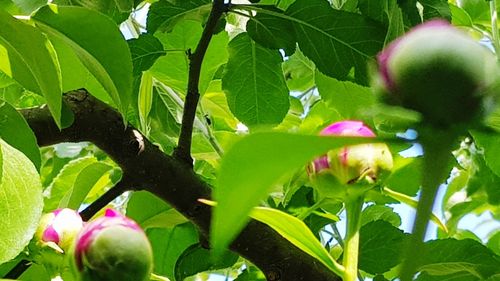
18 90 341 281
173 0 227 166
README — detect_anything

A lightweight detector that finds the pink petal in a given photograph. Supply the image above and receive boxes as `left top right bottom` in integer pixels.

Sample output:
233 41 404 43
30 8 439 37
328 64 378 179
320 121 375 137
42 226 60 244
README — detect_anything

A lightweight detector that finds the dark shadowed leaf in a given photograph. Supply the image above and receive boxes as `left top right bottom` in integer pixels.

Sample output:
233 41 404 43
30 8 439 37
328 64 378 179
175 244 238 280
285 0 386 84
128 34 166 76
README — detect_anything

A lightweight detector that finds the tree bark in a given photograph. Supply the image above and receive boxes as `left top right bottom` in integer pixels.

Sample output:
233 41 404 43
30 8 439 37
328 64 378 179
20 89 342 281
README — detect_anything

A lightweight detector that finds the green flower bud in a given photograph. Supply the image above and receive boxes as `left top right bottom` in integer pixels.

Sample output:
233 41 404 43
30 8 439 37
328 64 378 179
378 20 498 128
74 209 153 281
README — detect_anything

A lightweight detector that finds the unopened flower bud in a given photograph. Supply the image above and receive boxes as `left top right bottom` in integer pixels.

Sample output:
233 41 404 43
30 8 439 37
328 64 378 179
308 121 393 185
377 20 498 128
74 209 153 281
35 208 83 253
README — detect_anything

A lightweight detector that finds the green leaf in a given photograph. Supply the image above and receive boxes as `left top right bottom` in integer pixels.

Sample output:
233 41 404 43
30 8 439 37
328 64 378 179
53 0 134 23
359 220 406 274
128 34 166 76
418 238 500 279
147 0 212 33
222 32 289 127
0 139 43 264
419 0 451 20
285 0 386 84
361 205 401 227
174 244 238 280
138 71 154 132
11 0 46 14
59 162 114 210
282 47 316 92
148 223 199 280
385 157 422 196
250 206 344 275
471 131 500 178
246 6 296 53
32 5 133 116
212 132 386 257
487 231 500 257
43 156 98 212
0 100 41 170
315 71 375 119
127 190 188 229
450 4 474 27
358 0 405 44
0 9 63 127
151 20 229 95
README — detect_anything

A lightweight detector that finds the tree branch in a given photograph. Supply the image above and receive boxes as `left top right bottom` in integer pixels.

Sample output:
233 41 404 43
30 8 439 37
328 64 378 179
173 0 227 166
19 90 341 281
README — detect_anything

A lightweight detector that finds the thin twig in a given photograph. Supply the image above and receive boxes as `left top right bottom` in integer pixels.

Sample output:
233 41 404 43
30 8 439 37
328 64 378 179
80 178 132 221
173 0 228 166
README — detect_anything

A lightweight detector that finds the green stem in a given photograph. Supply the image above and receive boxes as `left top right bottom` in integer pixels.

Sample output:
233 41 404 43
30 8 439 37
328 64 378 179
297 198 325 220
343 195 364 281
399 128 456 281
490 0 500 57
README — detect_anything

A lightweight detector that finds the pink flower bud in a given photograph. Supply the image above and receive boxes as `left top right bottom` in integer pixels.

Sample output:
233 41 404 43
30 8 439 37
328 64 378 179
308 121 393 184
74 209 153 281
35 208 83 252
377 20 497 127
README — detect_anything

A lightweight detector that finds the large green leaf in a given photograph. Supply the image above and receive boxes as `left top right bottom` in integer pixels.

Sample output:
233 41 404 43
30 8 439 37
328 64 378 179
250 206 344 275
282 47 316 92
212 132 387 256
0 9 62 127
286 0 385 84
359 220 406 274
32 5 133 115
222 32 289 127
419 0 451 21
147 0 211 33
0 100 41 170
0 139 43 264
150 20 229 95
417 238 500 280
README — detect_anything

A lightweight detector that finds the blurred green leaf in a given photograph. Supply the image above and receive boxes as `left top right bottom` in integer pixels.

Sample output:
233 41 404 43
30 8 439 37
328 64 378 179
0 139 43 264
222 32 289 127
53 0 134 23
212 132 388 257
0 9 63 127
